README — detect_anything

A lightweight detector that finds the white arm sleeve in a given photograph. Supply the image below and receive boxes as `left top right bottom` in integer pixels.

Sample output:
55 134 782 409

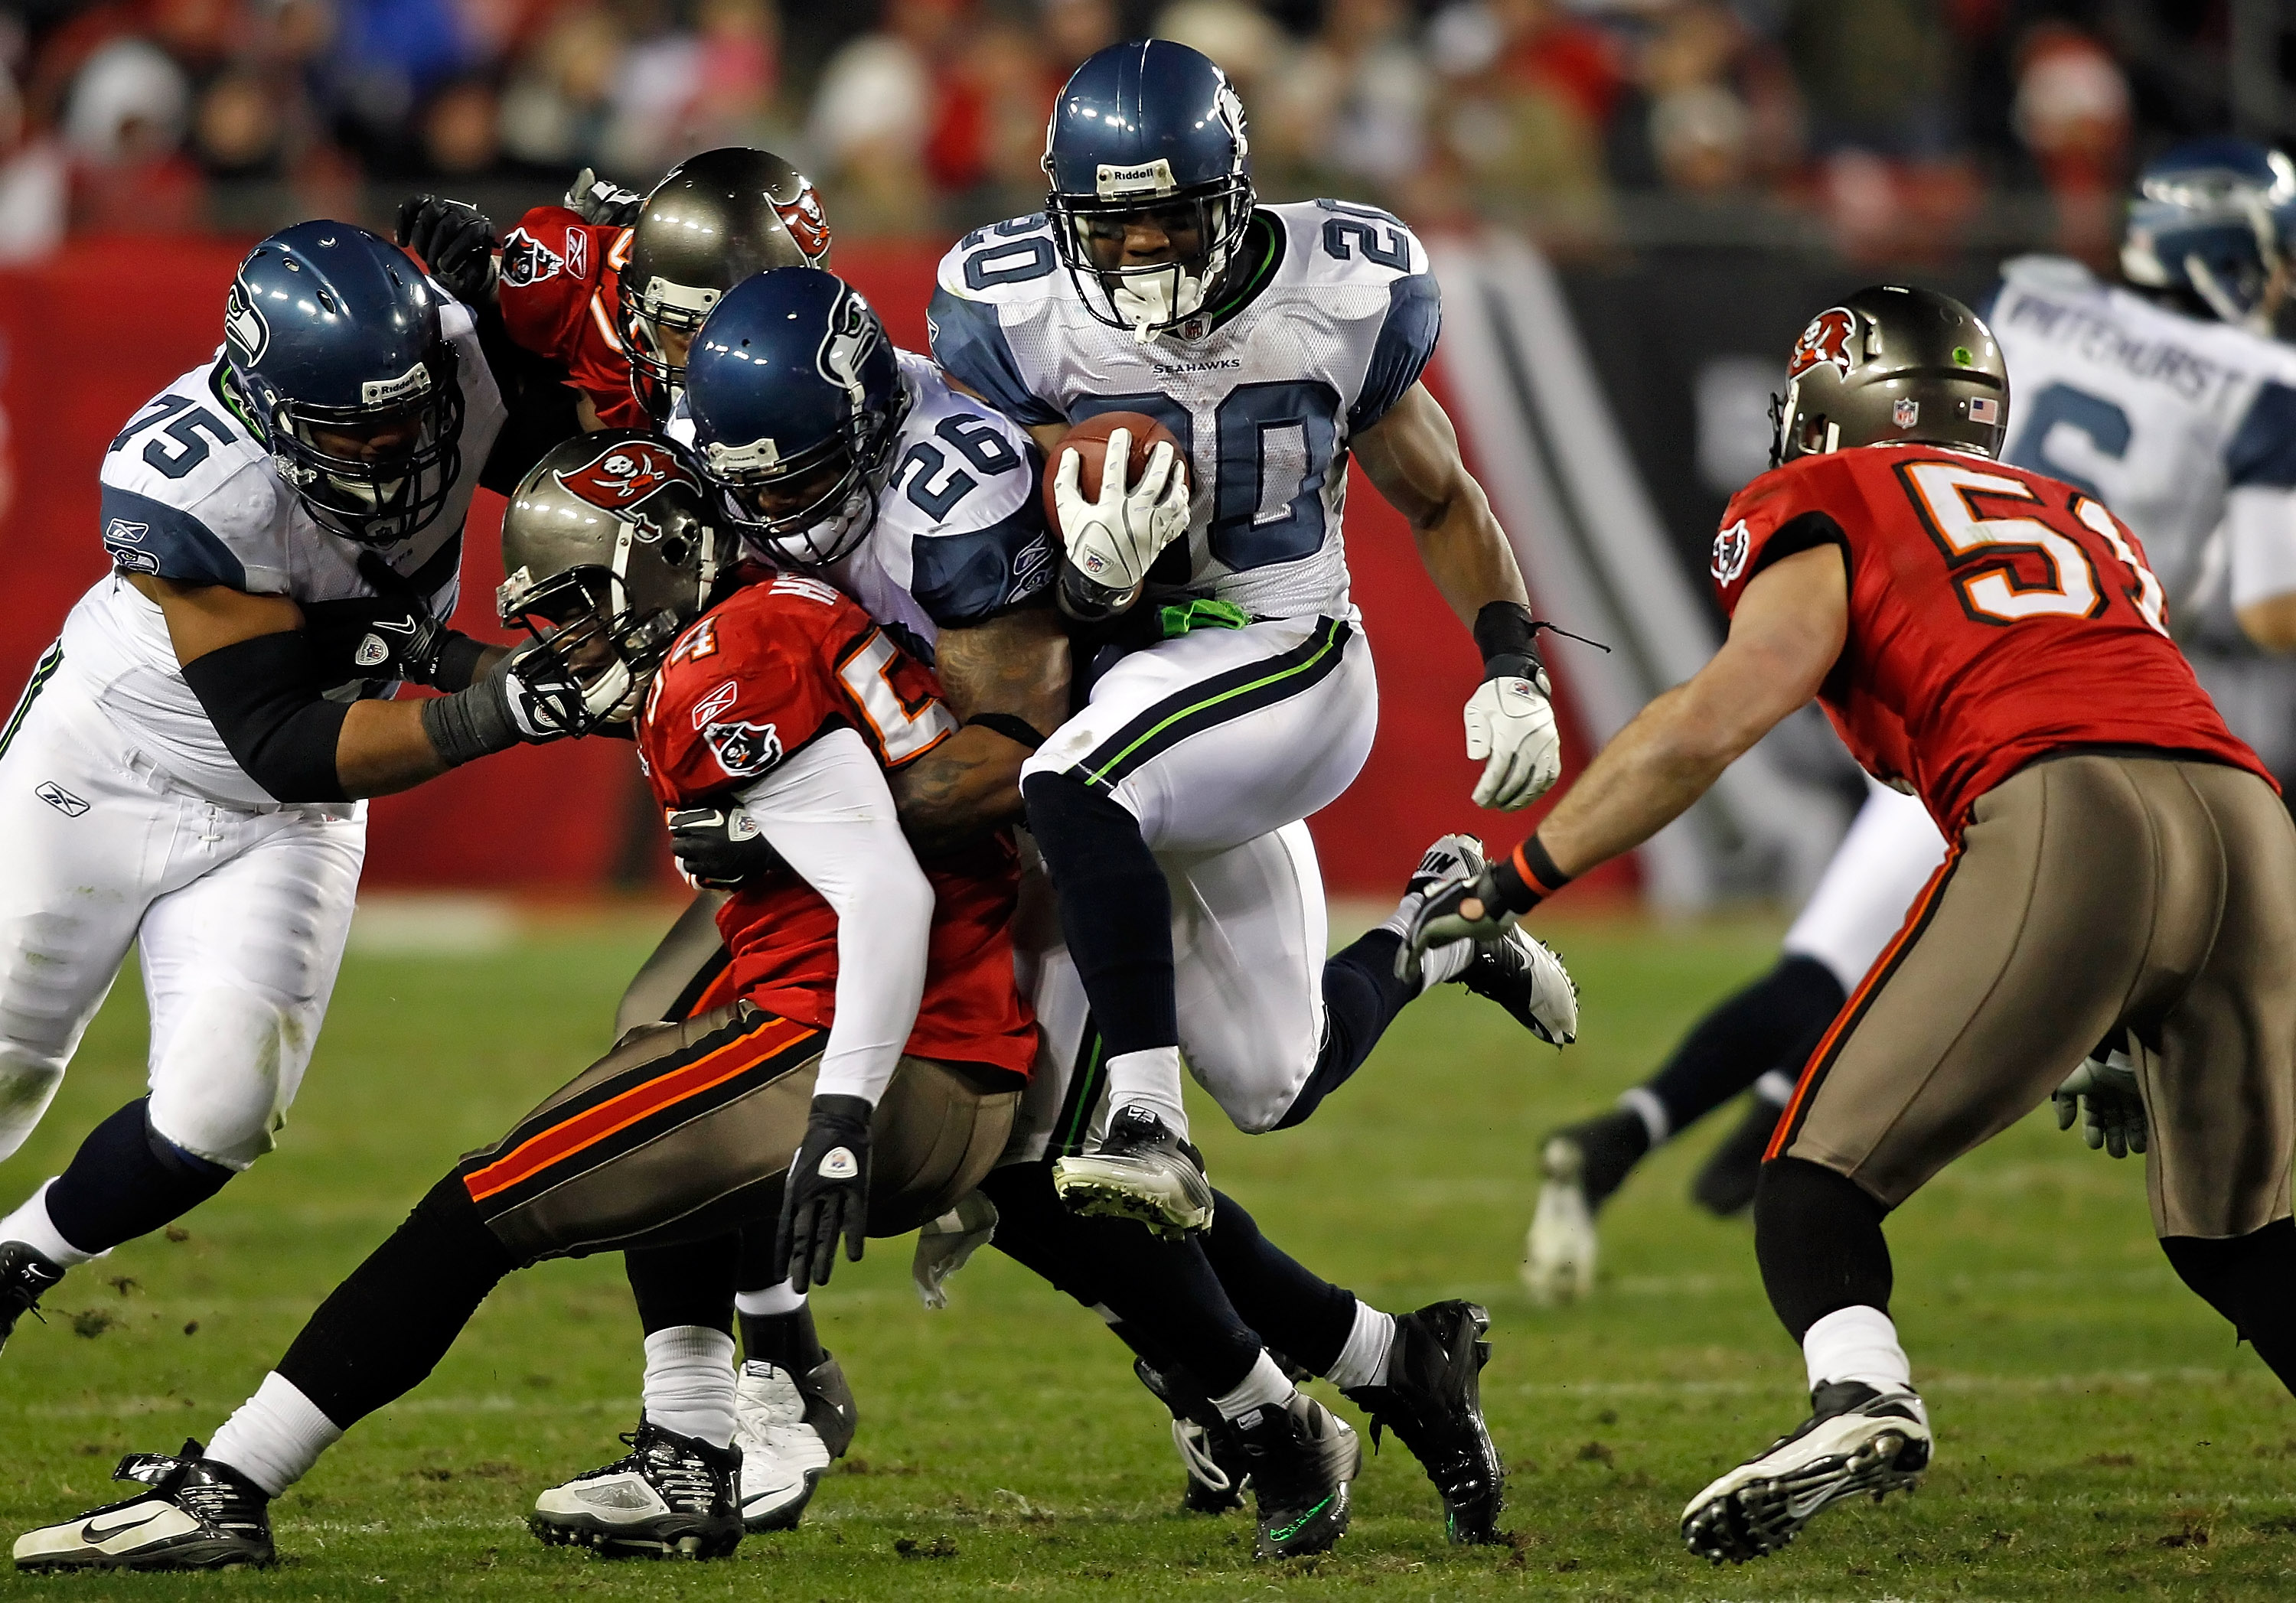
2224 484 2296 611
735 726 935 1106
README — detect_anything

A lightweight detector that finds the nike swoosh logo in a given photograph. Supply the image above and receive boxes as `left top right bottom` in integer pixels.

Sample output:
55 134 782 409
80 1510 164 1543
366 619 417 634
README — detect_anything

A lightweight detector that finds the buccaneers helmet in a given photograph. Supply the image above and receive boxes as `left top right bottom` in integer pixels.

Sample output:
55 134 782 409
1772 285 2009 468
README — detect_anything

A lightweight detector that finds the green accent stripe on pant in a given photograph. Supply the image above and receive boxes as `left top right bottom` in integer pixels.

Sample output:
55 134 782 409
0 640 62 764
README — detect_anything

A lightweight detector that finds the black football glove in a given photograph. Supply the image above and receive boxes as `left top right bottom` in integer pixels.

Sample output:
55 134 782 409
420 637 586 767
775 1094 873 1293
396 194 499 306
564 165 645 227
666 806 789 889
1394 865 1516 986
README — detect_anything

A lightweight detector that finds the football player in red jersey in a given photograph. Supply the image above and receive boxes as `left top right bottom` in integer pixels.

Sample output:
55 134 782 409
1403 284 2296 1565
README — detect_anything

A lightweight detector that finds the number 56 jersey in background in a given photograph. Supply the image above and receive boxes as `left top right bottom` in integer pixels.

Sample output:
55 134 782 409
925 200 1440 624
1712 445 2274 837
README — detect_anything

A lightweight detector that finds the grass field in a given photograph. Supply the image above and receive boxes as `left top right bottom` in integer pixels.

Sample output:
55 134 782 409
4 904 2292 1601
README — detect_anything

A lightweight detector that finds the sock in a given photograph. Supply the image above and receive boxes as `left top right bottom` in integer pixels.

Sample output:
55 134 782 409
1753 1069 1797 1107
1020 771 1177 1060
1 1181 96 1267
1618 1087 1671 1147
1197 1185 1358 1371
625 1235 738 1337
739 1295 826 1375
642 1325 738 1447
1644 955 1846 1136
1754 1156 1893 1344
206 1372 343 1497
1802 1304 1912 1394
1273 934 1423 1130
36 1099 231 1258
1104 1046 1189 1138
734 1279 807 1317
1373 893 1473 992
1322 1301 1397 1390
1211 1349 1295 1422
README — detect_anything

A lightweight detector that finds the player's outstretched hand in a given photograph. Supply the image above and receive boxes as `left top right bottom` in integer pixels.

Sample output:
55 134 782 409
1466 666 1562 810
776 1094 873 1293
2053 1048 2147 1158
665 805 789 888
1394 865 1516 986
1053 430 1188 595
564 166 645 227
912 1189 999 1309
396 195 498 307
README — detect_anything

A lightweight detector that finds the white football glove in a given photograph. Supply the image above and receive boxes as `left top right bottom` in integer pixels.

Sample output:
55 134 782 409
1466 669 1562 810
2053 1047 2147 1158
1053 430 1189 595
912 1189 999 1309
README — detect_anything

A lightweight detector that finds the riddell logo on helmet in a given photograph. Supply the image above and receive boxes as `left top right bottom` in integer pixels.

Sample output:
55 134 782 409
1788 308 1859 382
556 439 697 513
1096 159 1178 198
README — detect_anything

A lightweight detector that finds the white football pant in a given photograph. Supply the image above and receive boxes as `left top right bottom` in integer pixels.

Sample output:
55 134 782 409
1782 779 1949 993
0 664 363 1171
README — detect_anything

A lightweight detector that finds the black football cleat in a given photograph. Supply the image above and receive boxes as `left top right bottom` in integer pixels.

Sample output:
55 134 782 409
1051 1106 1215 1238
1681 1380 1931 1563
1691 1093 1786 1217
1233 1392 1361 1560
1133 1357 1248 1513
1342 1300 1505 1543
530 1419 743 1559
15 1440 273 1571
0 1239 64 1355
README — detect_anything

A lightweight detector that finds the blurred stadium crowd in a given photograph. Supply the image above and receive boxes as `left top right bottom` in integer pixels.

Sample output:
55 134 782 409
0 0 2260 265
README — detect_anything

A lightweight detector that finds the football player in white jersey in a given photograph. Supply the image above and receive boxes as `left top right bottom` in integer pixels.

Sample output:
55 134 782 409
1520 137 2296 1304
928 40 1567 1232
0 223 598 1351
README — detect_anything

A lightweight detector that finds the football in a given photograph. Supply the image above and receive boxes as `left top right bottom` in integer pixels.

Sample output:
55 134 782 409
1039 410 1188 526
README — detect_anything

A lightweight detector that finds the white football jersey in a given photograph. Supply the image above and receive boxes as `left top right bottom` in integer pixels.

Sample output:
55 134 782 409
1990 256 2296 630
57 295 505 804
927 200 1442 622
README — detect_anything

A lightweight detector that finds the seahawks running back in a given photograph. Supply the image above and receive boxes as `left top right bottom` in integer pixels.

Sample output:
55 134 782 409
928 40 1566 1230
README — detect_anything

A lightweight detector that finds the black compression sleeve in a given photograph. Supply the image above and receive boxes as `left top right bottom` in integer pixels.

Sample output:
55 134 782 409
1472 599 1544 680
178 631 350 803
431 633 489 692
964 712 1047 751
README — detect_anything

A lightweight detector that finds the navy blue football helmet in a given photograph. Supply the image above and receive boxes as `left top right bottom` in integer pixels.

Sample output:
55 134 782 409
684 266 908 567
2122 138 2296 331
226 221 465 546
1042 40 1254 341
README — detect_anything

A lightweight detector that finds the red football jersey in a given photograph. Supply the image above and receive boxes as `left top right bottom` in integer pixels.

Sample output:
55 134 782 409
497 204 647 430
1713 445 2273 833
637 572 1036 1077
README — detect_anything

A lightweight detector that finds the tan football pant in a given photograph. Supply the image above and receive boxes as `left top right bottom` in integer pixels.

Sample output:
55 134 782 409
1773 753 2296 1240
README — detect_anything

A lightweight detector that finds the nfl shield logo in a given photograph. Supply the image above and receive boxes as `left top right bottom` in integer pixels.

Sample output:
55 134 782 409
1893 397 1919 428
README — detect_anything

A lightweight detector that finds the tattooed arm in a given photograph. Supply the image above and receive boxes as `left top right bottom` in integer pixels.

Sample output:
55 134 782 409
892 606 1070 854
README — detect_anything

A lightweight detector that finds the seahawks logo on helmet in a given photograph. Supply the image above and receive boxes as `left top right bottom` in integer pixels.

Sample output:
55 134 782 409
817 286 882 411
225 279 269 364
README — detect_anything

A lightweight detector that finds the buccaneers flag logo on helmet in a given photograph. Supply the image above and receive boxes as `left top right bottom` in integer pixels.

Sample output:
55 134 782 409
1788 307 1860 381
555 439 698 513
773 178 833 266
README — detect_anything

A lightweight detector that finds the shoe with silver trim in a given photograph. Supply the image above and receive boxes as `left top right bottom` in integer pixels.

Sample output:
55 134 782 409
1681 1380 1931 1563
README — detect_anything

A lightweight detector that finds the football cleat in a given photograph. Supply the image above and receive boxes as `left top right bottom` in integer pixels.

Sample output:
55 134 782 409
1415 836 1578 1045
732 1354 855 1532
15 1439 272 1572
1407 832 1484 898
1233 1391 1361 1560
1691 1092 1786 1217
0 1239 64 1354
1681 1380 1931 1564
1522 1128 1611 1305
1133 1357 1248 1513
1342 1301 1505 1544
1051 1106 1215 1238
530 1419 742 1559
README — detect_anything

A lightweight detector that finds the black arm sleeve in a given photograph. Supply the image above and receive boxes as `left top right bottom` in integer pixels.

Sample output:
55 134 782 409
471 296 582 495
178 632 351 803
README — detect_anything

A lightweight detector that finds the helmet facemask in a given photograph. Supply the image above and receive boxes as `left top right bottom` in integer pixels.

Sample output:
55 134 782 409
700 386 907 569
621 274 722 424
266 344 465 546
2121 148 2296 334
497 555 708 735
1049 181 1254 344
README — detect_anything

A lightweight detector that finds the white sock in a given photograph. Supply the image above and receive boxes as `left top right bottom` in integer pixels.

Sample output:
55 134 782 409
206 1373 344 1497
641 1325 738 1447
1802 1304 1915 1399
2 1180 101 1268
733 1279 807 1318
1322 1301 1397 1390
1619 1087 1671 1146
1754 1070 1796 1107
1377 893 1476 993
1211 1350 1296 1422
1104 1046 1189 1140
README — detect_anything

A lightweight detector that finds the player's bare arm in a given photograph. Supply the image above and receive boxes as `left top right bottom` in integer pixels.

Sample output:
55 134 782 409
2237 591 2296 652
889 608 1070 853
1349 381 1528 626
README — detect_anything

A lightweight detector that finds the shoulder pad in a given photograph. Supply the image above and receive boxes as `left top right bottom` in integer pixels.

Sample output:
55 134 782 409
1280 200 1433 297
934 213 1063 305
98 370 289 591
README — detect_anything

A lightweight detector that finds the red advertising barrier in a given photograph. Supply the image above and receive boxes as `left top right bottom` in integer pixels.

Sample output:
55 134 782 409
0 237 1613 898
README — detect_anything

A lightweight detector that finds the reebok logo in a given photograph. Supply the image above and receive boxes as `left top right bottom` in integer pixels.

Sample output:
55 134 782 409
35 782 89 817
818 1146 859 1181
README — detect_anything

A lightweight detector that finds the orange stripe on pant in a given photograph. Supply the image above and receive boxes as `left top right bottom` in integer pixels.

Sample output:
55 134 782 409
463 1015 812 1204
1764 836 1966 1165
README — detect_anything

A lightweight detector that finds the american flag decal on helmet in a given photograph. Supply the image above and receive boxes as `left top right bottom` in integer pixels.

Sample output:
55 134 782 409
1968 396 1999 423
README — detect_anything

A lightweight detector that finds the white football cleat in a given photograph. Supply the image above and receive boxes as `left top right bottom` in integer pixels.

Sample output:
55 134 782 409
1521 1134 1599 1305
529 1419 742 1559
732 1357 851 1532
1681 1381 1931 1563
1410 834 1579 1046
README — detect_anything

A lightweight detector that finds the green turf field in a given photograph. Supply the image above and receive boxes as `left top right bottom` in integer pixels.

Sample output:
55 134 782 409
3 905 2291 1600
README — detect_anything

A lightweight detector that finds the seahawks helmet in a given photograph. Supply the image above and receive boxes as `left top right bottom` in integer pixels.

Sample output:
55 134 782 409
497 429 729 730
619 148 833 422
2122 138 2296 332
1043 40 1254 342
226 222 465 546
1772 285 2009 467
684 267 908 568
